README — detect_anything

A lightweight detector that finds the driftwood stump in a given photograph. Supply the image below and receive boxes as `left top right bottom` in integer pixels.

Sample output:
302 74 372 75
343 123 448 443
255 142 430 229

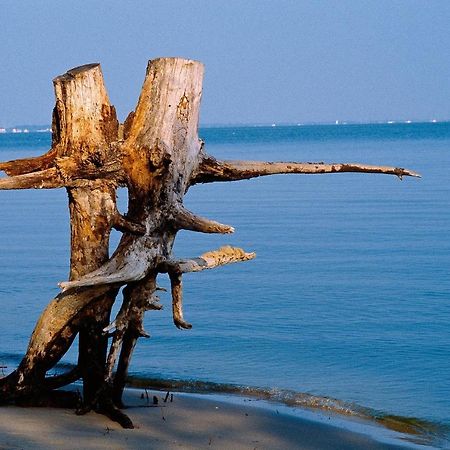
0 58 419 428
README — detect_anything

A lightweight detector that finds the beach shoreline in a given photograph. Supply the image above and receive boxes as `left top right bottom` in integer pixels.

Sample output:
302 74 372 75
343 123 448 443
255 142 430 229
0 387 429 450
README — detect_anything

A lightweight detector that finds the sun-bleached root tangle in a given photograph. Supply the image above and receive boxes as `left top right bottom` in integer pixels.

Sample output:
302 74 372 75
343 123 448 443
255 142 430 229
0 58 420 430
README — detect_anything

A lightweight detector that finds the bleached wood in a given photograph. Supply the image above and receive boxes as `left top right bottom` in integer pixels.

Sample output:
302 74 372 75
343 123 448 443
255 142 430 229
0 57 420 429
0 168 63 189
59 58 206 295
1 63 121 410
52 64 118 156
192 155 421 184
169 272 192 329
0 148 57 176
58 240 153 290
172 206 235 234
112 212 146 235
162 246 256 274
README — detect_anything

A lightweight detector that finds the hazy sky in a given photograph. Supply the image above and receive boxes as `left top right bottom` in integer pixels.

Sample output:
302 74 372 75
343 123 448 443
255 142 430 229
1 0 449 126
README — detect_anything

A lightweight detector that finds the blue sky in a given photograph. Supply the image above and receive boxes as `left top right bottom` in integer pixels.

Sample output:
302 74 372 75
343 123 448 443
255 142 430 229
1 0 449 126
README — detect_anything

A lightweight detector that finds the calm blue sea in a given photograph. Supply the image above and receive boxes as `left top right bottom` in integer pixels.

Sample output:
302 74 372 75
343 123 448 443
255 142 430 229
1 123 449 446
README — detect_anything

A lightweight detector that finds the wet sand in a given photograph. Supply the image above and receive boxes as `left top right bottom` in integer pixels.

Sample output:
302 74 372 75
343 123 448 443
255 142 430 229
0 389 421 449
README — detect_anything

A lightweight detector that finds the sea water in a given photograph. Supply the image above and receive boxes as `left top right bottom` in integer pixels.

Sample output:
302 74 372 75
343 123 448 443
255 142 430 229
0 123 449 446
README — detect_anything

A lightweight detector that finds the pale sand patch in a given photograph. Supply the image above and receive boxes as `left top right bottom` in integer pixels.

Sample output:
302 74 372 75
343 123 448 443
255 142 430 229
0 389 419 449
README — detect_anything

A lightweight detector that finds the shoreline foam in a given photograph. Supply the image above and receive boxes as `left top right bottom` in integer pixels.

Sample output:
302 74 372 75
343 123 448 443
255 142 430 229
126 375 448 448
0 387 436 450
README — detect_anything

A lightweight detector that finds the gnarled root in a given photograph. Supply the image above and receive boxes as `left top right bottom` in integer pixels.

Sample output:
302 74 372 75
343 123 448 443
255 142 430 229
75 384 134 429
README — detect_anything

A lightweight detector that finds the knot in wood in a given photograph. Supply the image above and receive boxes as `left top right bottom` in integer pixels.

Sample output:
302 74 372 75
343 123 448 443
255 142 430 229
176 94 190 122
148 142 172 175
54 157 78 182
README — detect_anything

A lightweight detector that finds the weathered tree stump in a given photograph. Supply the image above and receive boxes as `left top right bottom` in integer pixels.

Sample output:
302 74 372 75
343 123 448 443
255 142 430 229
0 57 419 428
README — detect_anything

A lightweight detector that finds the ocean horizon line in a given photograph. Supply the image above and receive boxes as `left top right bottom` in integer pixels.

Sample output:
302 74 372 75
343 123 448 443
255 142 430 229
1 119 449 134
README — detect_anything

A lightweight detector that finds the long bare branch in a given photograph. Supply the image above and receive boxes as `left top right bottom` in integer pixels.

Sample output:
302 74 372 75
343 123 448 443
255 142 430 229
58 260 147 291
172 205 235 234
0 156 124 191
192 155 421 184
161 245 256 274
0 168 70 190
0 148 57 176
58 238 155 291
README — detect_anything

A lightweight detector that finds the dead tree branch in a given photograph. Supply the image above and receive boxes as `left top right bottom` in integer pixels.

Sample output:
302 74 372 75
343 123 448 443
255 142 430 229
192 155 421 184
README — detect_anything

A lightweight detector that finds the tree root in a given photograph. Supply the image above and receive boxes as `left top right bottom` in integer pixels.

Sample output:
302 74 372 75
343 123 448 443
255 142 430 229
44 367 81 390
14 389 82 409
95 400 134 429
75 384 134 429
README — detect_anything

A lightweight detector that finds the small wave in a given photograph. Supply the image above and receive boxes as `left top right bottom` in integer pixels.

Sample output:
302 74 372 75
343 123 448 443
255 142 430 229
2 353 448 448
127 375 449 448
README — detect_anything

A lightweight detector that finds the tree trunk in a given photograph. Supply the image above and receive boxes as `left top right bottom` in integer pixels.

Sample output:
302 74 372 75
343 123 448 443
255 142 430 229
53 65 120 407
0 57 419 428
0 65 121 406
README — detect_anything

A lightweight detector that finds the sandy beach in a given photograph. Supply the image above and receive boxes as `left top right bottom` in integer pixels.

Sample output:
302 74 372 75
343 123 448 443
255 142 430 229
0 388 422 450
